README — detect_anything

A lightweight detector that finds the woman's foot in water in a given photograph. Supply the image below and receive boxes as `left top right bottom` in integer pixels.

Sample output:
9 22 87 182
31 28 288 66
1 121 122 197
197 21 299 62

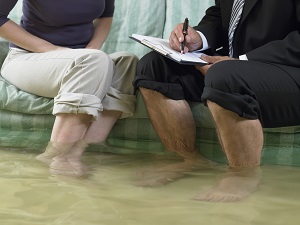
36 140 89 177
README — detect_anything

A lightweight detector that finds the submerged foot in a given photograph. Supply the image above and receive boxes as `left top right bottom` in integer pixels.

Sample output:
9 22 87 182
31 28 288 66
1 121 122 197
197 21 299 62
135 156 216 187
36 140 89 177
35 142 61 165
194 167 262 202
135 168 185 187
50 156 89 177
36 153 55 165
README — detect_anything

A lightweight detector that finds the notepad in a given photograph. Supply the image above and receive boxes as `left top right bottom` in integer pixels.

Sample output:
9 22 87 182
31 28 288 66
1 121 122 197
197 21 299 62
130 34 208 65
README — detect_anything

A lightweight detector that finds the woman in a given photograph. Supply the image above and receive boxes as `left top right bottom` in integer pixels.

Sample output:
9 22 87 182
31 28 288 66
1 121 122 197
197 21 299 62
0 0 138 176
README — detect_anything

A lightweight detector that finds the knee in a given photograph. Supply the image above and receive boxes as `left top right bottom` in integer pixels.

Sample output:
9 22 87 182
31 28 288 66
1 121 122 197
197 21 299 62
74 51 114 91
205 60 240 93
110 51 139 80
137 51 165 75
110 51 139 66
87 51 113 70
124 53 139 70
71 50 112 73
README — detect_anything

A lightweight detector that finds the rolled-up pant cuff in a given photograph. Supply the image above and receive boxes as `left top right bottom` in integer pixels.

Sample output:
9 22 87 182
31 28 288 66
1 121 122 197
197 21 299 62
102 87 136 119
201 87 259 120
53 92 102 120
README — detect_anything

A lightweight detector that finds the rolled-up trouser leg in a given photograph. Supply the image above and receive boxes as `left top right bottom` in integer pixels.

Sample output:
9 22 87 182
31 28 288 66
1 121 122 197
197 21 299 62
1 48 114 120
104 51 139 118
201 60 300 128
133 51 205 101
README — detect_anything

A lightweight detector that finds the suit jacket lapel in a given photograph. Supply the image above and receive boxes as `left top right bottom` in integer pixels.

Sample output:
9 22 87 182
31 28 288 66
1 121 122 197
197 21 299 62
240 0 259 24
221 0 235 33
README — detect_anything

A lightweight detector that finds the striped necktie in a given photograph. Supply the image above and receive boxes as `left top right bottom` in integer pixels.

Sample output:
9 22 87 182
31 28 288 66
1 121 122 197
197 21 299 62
228 0 245 57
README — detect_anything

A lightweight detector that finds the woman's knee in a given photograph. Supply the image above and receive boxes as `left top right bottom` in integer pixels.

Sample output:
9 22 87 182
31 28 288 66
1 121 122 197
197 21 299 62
110 51 138 80
63 50 114 97
110 51 139 65
72 49 113 70
83 51 114 83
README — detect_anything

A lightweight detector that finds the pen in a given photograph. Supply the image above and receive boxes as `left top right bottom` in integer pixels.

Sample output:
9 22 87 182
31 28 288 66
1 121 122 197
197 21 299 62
181 17 189 54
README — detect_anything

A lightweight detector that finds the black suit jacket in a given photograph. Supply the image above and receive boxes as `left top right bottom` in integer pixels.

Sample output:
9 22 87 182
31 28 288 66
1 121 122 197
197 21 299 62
195 0 300 68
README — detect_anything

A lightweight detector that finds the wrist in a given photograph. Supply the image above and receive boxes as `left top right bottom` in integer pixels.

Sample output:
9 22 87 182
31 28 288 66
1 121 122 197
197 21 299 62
36 42 64 53
196 31 209 51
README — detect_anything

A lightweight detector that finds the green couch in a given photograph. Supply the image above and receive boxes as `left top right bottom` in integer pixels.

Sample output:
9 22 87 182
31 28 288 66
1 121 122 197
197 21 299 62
1 0 300 166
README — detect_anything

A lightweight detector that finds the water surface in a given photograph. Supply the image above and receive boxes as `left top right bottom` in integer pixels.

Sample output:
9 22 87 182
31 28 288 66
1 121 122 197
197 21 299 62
0 147 299 225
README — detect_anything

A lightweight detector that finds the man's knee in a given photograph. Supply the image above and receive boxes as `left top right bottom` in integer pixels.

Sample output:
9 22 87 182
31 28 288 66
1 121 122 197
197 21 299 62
133 52 168 93
205 60 238 93
202 60 260 120
137 51 166 77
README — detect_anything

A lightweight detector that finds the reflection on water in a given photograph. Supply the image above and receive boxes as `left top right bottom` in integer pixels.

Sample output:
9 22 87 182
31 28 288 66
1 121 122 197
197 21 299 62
0 147 300 225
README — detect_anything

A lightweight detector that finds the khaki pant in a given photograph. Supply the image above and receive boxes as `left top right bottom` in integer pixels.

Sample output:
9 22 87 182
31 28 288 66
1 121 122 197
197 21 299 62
1 48 138 120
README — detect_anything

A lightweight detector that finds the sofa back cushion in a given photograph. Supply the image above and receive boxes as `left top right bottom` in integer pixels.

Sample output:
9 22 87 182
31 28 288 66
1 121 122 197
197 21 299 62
103 0 215 58
101 0 166 59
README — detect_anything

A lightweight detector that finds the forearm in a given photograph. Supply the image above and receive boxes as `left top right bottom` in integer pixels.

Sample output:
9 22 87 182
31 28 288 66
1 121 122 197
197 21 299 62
0 20 61 52
86 17 112 50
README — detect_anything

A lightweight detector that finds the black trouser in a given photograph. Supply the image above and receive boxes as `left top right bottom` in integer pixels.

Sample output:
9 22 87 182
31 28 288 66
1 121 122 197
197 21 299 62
133 51 300 128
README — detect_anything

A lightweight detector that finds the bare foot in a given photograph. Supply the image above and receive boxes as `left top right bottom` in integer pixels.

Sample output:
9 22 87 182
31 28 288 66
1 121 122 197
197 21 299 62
135 156 217 187
50 156 89 177
36 153 56 165
49 140 89 177
36 140 89 177
194 167 262 202
35 142 63 165
134 167 185 187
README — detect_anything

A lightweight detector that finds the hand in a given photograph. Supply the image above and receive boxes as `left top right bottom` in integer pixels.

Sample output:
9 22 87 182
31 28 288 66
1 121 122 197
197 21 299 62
195 55 236 76
169 24 203 53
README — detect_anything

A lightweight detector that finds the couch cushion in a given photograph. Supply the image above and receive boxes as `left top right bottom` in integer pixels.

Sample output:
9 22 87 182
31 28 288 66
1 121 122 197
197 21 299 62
101 0 166 59
0 76 53 115
0 42 9 65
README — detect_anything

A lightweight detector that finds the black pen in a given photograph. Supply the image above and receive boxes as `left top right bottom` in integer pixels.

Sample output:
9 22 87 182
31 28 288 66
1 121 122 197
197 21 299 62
181 17 189 54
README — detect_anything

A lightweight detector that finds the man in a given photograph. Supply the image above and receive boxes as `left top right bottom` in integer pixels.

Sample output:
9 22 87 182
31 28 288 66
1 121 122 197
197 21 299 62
133 0 300 202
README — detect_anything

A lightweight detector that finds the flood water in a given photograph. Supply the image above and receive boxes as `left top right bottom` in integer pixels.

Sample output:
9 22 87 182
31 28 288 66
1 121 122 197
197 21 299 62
0 147 300 225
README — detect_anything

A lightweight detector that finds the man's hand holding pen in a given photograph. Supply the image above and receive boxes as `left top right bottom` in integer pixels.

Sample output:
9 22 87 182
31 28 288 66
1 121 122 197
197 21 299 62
180 18 189 54
169 18 203 53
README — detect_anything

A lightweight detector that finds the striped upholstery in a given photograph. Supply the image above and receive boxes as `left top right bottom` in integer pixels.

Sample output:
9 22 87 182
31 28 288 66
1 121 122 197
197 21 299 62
0 77 53 115
1 0 300 166
101 0 166 59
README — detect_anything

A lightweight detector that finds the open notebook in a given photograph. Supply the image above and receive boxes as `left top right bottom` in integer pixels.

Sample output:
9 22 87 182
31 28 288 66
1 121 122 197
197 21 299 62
130 34 207 65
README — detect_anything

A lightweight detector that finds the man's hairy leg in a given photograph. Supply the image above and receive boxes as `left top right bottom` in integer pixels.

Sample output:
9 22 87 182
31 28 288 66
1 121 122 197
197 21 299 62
140 88 198 158
135 88 214 186
194 100 263 202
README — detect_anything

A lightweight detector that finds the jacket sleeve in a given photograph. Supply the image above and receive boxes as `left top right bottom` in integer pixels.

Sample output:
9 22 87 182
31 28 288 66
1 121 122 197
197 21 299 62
0 0 19 27
193 0 223 52
246 31 300 68
246 1 300 67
